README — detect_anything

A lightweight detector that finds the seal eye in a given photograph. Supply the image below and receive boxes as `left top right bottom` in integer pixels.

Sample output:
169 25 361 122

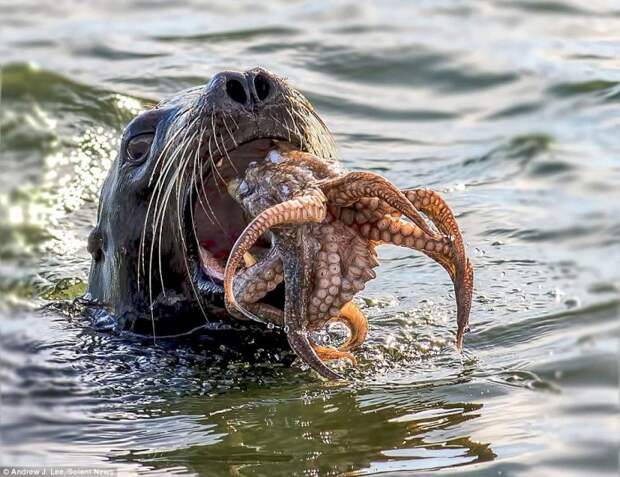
126 133 154 163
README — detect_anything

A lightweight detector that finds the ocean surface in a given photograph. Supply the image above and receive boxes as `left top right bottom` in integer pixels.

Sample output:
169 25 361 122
1 1 619 475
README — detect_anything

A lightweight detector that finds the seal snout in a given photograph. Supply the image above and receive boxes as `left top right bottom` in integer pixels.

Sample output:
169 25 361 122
209 68 278 111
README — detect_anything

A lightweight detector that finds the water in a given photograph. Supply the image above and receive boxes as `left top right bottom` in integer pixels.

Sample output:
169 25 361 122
1 1 619 475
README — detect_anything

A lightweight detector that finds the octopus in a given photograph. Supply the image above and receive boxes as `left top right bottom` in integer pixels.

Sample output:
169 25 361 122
219 145 473 379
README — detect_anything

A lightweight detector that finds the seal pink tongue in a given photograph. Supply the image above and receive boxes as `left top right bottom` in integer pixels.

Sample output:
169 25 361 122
193 171 249 276
199 246 225 282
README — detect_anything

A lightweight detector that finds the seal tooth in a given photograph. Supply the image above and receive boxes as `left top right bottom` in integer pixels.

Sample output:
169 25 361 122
243 252 257 267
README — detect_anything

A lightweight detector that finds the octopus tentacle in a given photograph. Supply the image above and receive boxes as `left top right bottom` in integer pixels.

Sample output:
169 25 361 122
311 344 357 365
347 189 473 349
319 172 439 239
454 257 473 349
306 224 376 340
356 215 451 254
334 301 368 351
238 301 358 368
404 189 462 243
272 146 341 179
403 189 473 349
403 188 466 278
224 193 327 321
239 301 285 326
232 250 283 307
287 330 345 380
307 300 368 352
223 149 474 378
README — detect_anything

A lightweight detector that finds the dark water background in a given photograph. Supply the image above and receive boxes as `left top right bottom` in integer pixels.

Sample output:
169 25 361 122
1 1 619 475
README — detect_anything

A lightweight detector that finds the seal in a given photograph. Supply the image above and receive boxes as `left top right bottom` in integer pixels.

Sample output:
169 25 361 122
86 68 337 336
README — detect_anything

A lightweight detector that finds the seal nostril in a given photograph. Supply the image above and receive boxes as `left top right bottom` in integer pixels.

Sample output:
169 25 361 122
254 74 270 101
226 79 247 105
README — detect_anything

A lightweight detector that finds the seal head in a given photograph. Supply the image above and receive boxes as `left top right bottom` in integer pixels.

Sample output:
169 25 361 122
87 68 337 334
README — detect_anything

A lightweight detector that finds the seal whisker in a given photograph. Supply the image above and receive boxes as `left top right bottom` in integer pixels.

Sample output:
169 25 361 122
146 124 197 309
219 132 239 176
285 107 305 152
186 178 213 321
139 114 199 289
154 130 198 295
294 110 323 158
299 105 336 159
173 149 211 324
194 135 229 240
207 135 227 193
227 113 239 129
294 109 322 152
147 108 192 187
222 114 238 149
271 113 293 143
209 113 238 177
193 129 221 227
140 119 189 280
210 111 225 161
281 114 295 146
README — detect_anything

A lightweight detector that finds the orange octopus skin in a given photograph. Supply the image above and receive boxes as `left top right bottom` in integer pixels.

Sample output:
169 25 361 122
223 147 473 379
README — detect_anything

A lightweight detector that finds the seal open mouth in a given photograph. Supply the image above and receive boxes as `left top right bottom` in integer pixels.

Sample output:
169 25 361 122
192 139 289 277
190 138 301 302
